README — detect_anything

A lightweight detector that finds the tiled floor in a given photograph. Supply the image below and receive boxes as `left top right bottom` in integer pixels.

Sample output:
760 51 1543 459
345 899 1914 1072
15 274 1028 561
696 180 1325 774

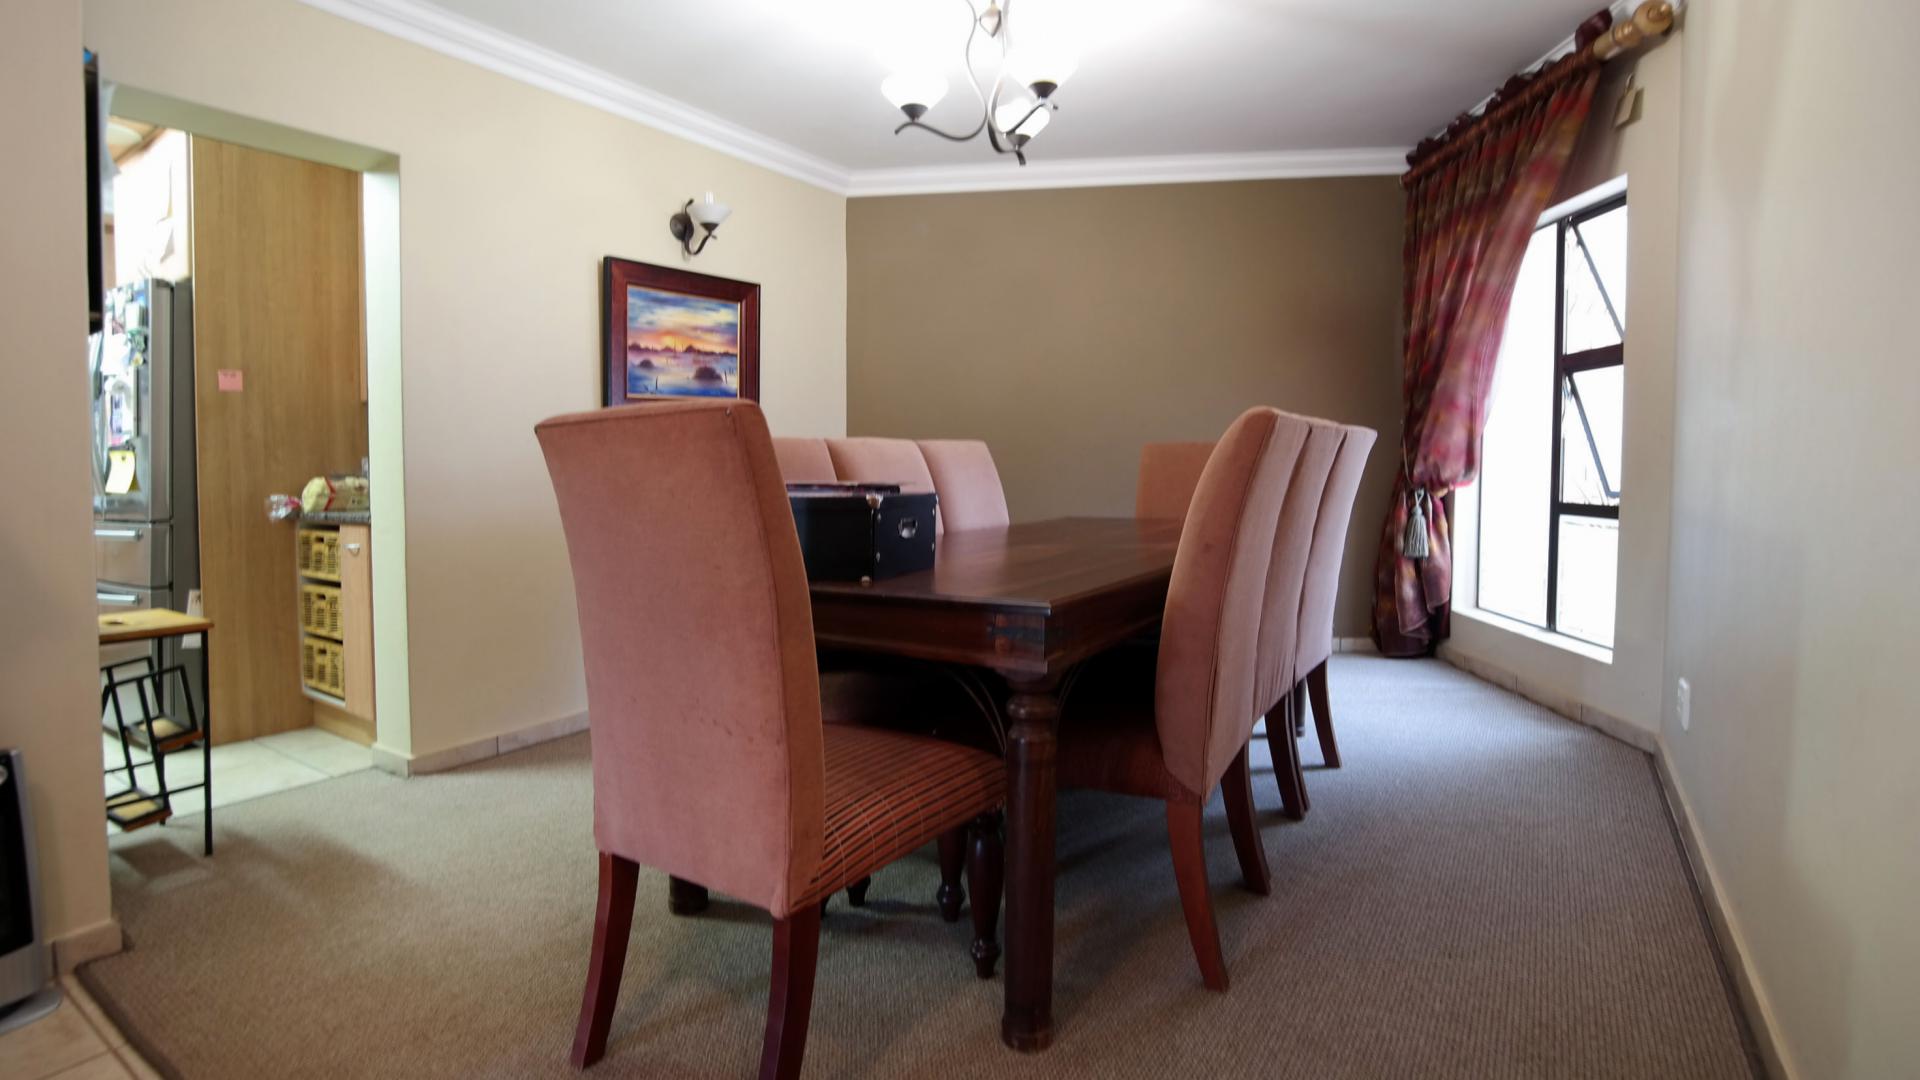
103 724 371 829
0 977 158 1080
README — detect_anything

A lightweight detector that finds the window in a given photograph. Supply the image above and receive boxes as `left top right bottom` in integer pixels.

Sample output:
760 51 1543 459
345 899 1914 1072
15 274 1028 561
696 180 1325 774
1473 193 1626 648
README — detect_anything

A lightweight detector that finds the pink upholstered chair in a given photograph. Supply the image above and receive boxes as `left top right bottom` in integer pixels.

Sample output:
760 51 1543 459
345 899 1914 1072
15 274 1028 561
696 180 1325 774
1292 424 1378 770
536 401 1006 1079
1057 407 1315 990
772 437 838 485
915 439 1011 531
1251 417 1345 821
824 436 943 533
1135 441 1218 522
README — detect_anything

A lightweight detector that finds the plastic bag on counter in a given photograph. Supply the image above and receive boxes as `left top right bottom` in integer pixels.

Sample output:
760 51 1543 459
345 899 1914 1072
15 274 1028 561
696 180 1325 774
301 475 370 513
265 493 302 521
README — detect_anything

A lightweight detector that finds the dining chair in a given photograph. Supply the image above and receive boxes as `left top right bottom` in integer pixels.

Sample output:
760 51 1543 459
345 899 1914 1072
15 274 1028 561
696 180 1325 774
1057 406 1313 990
1292 424 1378 770
1252 417 1344 821
772 436 838 485
915 439 1011 531
536 400 1007 1078
1135 441 1218 522
824 436 945 534
910 432 1013 526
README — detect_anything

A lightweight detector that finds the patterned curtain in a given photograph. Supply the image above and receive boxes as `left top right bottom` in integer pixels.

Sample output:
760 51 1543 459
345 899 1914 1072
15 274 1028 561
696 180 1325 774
1371 31 1608 657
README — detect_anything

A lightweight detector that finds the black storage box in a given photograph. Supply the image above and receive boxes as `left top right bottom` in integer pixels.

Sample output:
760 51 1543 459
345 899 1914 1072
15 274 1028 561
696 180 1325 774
786 484 937 583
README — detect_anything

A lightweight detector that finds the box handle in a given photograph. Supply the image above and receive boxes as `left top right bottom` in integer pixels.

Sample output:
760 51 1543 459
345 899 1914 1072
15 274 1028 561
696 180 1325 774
896 517 919 540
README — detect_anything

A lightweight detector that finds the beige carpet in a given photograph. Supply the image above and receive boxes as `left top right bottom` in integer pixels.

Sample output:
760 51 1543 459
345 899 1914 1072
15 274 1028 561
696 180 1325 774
84 658 1758 1079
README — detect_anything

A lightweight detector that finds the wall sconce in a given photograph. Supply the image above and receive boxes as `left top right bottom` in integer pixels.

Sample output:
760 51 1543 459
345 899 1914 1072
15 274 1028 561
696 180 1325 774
669 192 731 256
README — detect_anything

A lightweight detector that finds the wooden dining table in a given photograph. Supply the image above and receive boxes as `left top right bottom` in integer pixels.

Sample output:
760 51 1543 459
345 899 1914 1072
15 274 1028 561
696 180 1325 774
808 516 1182 1052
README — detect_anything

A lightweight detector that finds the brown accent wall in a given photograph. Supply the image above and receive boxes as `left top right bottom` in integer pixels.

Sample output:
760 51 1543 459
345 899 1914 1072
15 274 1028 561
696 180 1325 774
848 178 1404 637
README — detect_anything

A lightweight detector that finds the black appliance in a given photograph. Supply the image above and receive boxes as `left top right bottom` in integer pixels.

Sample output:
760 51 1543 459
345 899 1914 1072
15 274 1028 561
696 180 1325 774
0 749 57 1032
787 484 937 583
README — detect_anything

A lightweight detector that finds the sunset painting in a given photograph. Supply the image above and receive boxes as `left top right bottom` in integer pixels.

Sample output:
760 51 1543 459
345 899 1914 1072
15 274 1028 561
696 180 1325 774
624 285 742 399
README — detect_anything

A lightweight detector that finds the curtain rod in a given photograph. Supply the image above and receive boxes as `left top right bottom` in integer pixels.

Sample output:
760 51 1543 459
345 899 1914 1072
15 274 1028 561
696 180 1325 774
1403 2 1675 181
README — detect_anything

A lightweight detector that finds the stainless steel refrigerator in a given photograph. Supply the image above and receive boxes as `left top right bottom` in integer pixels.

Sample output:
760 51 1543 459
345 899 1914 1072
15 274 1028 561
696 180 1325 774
91 278 201 721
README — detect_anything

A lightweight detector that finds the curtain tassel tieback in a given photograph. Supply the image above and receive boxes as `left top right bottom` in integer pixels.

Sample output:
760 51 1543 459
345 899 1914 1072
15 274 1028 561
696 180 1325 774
1402 488 1431 559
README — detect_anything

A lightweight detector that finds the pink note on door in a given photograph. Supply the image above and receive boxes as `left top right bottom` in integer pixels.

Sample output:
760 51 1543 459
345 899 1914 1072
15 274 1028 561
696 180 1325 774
218 369 244 392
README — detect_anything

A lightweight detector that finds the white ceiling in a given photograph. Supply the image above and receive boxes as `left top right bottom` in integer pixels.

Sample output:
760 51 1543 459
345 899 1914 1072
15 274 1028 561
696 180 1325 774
306 0 1615 193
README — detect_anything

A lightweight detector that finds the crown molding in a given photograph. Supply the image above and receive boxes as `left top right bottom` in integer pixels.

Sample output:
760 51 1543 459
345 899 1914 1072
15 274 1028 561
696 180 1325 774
844 148 1408 197
295 0 854 193
297 0 1410 199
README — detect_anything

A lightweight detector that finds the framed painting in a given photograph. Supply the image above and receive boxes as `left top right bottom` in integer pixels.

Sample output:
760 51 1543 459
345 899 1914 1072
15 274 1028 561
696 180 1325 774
601 257 760 405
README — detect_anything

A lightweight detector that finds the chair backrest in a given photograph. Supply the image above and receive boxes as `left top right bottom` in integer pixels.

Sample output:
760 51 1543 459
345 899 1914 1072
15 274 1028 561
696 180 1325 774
1153 409 1309 797
772 436 838 485
825 436 944 534
1294 425 1378 674
916 439 1011 531
1252 417 1345 716
536 401 825 919
1136 441 1217 522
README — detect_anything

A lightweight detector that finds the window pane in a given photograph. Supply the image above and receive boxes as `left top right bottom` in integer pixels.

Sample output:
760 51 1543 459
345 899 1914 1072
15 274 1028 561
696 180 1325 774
1475 224 1555 626
1555 516 1618 647
1563 203 1628 352
1559 365 1623 506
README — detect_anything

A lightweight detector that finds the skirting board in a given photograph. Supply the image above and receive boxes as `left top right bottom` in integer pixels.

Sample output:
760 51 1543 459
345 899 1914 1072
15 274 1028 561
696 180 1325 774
52 919 123 974
1436 645 1657 752
1333 637 1378 655
372 710 589 777
1653 745 1796 1080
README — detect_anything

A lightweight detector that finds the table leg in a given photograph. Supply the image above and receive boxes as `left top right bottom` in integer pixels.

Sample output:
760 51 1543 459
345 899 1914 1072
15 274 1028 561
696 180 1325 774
999 670 1061 1052
202 639 213 856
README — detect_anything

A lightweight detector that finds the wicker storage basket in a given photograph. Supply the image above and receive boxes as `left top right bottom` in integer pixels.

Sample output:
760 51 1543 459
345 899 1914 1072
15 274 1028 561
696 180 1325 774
301 635 346 698
296 528 343 581
299 583 344 639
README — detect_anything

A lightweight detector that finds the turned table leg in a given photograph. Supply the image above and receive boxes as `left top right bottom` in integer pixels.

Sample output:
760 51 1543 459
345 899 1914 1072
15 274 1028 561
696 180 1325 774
999 670 1061 1052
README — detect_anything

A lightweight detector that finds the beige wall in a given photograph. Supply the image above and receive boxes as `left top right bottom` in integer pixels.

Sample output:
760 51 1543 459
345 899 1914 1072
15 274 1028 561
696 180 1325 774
1445 40 1684 741
1660 0 1920 1075
0 0 117 954
847 179 1404 636
83 0 849 760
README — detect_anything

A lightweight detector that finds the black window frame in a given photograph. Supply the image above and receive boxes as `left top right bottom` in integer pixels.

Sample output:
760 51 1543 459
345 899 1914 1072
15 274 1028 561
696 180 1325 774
1477 192 1626 646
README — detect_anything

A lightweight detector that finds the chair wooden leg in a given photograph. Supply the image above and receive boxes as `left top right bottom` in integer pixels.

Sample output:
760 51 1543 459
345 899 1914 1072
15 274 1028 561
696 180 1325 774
667 875 710 916
966 812 1003 978
1221 745 1270 896
846 875 871 907
1264 702 1309 820
1166 800 1228 991
1292 680 1308 737
759 904 822 1080
936 826 966 923
571 853 640 1069
1307 660 1340 769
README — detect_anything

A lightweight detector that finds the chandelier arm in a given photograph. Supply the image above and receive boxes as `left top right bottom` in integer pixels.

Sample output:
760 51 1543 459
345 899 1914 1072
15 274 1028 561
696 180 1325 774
953 0 993 137
894 117 990 142
1002 101 1052 134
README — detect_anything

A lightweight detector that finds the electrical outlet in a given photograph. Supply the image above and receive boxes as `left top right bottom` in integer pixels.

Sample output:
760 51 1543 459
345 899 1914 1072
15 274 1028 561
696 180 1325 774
1677 678 1692 731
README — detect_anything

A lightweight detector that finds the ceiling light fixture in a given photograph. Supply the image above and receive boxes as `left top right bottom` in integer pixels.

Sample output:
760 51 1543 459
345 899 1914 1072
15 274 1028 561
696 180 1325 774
669 192 731 257
881 0 1077 165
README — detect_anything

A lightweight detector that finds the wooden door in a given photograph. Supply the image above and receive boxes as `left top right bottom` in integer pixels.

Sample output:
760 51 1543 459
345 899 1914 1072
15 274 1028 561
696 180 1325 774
190 137 367 744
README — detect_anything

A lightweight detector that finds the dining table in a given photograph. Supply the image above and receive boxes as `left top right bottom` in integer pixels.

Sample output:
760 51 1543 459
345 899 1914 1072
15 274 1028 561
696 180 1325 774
808 515 1182 1052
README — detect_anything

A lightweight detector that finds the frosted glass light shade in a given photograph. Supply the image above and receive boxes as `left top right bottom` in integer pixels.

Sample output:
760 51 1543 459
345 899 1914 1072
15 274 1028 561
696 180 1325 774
688 192 731 229
881 71 949 112
1005 43 1078 95
994 98 1051 141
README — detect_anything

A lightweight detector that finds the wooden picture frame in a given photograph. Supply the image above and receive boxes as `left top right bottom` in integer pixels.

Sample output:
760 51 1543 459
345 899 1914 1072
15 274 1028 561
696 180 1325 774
601 257 760 405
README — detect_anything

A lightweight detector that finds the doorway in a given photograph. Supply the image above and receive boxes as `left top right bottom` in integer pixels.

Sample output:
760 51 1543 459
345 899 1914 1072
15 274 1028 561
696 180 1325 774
94 99 408 837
